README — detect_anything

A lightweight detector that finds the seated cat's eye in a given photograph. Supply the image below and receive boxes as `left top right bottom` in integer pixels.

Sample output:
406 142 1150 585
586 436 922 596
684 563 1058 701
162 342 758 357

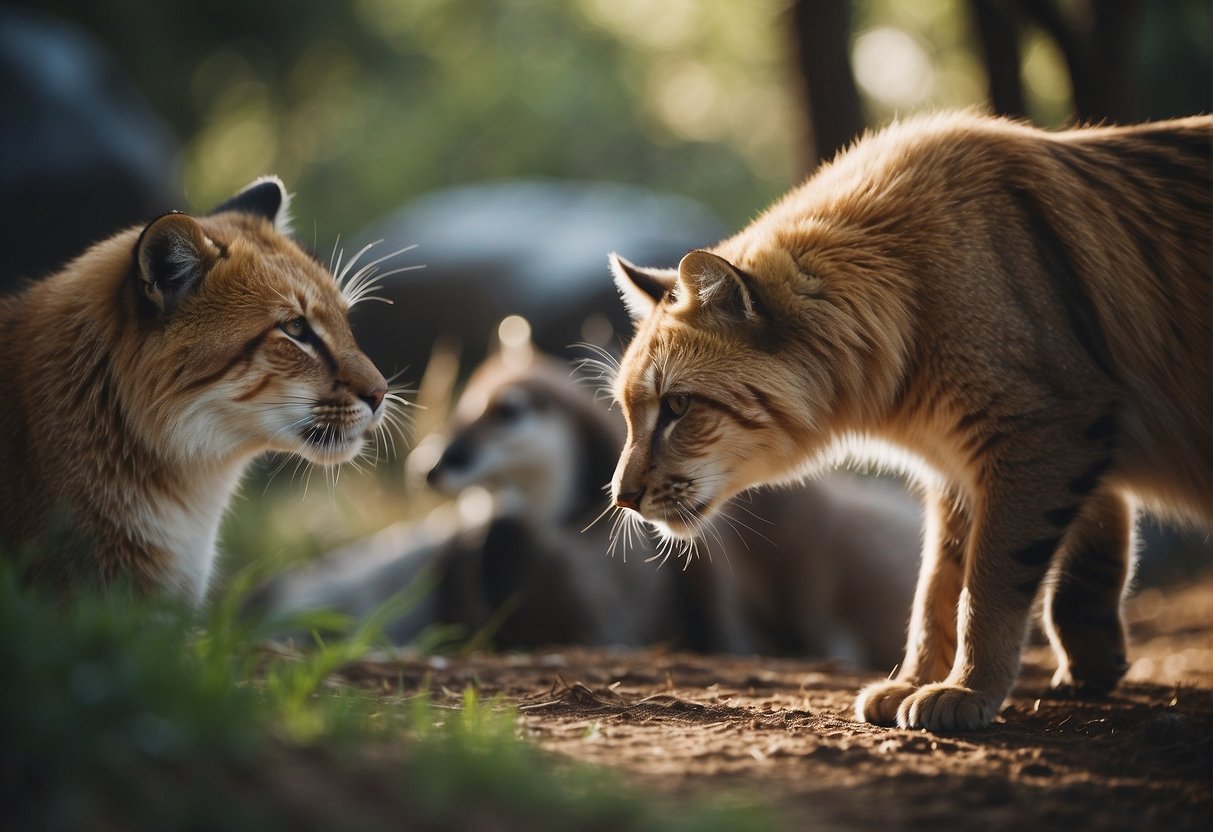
280 317 309 340
662 393 691 419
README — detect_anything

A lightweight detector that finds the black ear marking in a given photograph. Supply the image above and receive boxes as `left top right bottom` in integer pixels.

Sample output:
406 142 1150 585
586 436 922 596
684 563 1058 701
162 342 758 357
609 252 678 321
134 212 219 317
208 175 293 233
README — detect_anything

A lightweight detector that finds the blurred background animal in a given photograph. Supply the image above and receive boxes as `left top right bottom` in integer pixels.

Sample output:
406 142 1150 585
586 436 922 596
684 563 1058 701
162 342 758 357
250 325 921 668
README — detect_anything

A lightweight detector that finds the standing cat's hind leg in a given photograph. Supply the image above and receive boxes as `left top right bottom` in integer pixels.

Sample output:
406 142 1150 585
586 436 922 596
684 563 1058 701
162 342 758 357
896 415 1118 732
1043 488 1132 695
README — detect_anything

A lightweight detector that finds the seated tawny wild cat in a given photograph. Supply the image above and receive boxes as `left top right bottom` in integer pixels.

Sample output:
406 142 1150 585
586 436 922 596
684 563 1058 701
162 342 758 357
607 112 1211 732
0 177 408 603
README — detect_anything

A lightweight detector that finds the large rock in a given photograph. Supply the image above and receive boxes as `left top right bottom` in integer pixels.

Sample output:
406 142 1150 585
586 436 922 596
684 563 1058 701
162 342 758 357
346 179 726 375
0 7 179 288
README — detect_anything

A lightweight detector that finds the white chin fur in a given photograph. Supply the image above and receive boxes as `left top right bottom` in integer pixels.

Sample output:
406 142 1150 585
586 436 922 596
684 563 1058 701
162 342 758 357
297 434 366 465
645 512 700 541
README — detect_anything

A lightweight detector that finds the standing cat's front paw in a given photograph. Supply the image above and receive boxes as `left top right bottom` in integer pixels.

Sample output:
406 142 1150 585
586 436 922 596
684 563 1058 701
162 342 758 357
855 680 918 726
897 683 1000 732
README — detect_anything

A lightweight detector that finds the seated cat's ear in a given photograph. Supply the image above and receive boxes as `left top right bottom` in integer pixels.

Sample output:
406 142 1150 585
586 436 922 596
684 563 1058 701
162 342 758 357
135 212 222 317
609 253 677 321
208 175 293 235
677 250 765 327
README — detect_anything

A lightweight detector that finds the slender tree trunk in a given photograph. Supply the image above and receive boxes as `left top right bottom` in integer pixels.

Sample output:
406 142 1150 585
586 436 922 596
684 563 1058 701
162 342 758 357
787 0 865 175
1091 0 1143 122
970 0 1026 117
1014 0 1143 122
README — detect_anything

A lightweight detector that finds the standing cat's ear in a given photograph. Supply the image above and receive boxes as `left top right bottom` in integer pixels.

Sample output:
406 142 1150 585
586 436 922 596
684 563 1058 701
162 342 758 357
677 249 765 326
135 212 222 317
208 175 293 235
609 253 678 321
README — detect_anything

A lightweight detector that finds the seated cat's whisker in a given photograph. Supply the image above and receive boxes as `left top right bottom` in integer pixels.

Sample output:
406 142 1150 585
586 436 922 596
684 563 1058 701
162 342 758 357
327 233 342 274
334 239 379 288
341 244 423 309
344 263 426 309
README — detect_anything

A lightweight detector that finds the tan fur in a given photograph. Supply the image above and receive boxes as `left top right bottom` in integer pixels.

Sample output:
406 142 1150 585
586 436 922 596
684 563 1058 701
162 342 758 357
0 179 392 603
609 112 1211 731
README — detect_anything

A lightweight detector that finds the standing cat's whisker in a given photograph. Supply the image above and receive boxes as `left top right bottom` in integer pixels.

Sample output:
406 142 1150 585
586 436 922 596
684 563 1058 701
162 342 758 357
570 342 622 401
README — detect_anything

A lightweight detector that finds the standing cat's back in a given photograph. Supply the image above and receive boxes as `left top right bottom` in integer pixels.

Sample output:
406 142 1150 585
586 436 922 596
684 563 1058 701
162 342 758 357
607 112 1209 731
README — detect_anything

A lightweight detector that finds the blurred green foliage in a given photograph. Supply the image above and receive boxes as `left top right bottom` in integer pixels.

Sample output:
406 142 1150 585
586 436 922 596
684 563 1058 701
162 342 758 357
16 0 800 230
13 0 1210 237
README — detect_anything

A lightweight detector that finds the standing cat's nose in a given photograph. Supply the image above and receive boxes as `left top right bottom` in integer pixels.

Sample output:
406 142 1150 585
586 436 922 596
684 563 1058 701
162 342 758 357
360 385 386 414
615 488 646 512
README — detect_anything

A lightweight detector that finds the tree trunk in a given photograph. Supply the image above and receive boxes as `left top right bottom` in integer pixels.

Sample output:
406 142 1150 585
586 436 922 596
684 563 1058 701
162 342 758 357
787 0 865 175
1014 0 1144 122
970 0 1026 117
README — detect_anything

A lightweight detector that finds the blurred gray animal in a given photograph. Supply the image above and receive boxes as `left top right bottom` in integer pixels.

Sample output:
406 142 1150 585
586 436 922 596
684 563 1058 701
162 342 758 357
251 339 922 667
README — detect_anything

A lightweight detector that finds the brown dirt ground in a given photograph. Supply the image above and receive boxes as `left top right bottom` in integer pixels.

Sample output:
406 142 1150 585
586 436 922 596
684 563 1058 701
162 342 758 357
336 571 1213 831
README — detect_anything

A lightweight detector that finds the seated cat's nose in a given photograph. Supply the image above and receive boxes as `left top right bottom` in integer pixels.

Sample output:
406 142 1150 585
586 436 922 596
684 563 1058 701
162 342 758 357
360 385 387 414
615 488 645 512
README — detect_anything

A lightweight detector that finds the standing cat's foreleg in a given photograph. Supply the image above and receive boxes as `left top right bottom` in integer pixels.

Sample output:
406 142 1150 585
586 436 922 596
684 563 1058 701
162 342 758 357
896 426 1115 731
855 486 969 725
1043 487 1132 694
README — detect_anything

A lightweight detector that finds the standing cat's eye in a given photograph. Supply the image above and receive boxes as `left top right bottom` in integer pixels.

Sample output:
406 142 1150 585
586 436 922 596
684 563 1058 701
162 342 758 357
280 317 309 340
662 393 691 419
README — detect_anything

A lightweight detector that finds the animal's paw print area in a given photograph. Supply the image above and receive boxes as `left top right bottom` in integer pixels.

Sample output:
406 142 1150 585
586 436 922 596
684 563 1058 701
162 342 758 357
855 680 918 726
896 682 998 732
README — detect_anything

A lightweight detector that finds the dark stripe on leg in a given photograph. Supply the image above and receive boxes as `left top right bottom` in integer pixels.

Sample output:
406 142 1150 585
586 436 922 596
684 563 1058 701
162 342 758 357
1011 536 1061 567
1060 536 1128 593
1069 457 1112 496
1015 571 1049 596
1045 505 1082 528
1082 411 1117 444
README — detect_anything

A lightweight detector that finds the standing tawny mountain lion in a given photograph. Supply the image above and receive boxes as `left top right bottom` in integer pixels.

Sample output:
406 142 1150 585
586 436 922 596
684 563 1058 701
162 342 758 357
608 112 1211 732
0 177 405 604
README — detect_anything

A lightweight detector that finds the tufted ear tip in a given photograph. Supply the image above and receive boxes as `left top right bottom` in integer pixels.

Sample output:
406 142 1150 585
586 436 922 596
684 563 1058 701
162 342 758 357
208 175 293 234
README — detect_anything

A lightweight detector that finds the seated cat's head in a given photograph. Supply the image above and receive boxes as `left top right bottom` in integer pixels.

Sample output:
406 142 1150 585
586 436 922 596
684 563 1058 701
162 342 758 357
126 177 396 467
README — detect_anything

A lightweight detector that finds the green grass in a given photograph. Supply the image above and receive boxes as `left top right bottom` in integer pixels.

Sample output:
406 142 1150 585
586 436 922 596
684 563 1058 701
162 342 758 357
0 556 777 831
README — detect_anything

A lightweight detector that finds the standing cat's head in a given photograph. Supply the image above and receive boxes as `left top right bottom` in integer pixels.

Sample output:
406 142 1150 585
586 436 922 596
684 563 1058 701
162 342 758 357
126 176 399 467
607 248 833 540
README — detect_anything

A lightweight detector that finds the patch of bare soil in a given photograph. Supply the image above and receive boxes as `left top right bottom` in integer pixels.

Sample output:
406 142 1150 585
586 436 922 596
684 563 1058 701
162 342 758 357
339 572 1213 830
